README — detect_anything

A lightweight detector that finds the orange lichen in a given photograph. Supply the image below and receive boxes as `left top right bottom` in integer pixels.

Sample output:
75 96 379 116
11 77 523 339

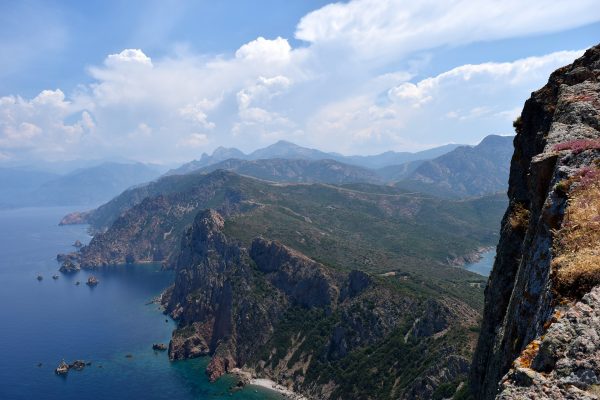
543 310 563 330
514 340 541 369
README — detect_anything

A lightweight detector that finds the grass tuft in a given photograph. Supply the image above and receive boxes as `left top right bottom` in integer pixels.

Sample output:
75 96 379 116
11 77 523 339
509 202 530 231
552 166 600 298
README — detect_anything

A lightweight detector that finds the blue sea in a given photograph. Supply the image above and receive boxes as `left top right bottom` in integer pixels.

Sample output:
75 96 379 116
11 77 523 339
464 249 496 276
0 207 282 400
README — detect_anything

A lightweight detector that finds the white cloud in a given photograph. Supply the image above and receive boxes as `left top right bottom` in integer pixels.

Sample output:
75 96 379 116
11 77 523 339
296 0 600 61
0 89 92 155
306 49 585 153
235 36 291 63
178 133 209 148
0 0 596 163
105 49 153 67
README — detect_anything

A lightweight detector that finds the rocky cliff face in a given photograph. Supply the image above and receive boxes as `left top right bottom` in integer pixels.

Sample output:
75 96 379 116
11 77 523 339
471 44 600 399
164 208 479 399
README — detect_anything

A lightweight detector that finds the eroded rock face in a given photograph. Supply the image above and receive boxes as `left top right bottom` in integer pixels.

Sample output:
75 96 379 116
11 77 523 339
165 208 481 398
166 210 285 381
498 287 600 399
168 324 210 360
250 237 340 308
470 44 600 399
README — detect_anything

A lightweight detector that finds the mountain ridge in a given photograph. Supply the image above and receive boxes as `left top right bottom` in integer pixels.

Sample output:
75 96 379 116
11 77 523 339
167 140 465 175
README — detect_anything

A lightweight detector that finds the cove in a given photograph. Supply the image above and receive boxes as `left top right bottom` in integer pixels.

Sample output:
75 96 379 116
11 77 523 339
0 206 282 400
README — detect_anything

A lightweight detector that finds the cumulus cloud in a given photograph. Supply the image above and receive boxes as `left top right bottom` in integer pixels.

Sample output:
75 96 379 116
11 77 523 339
0 89 92 156
306 49 585 153
296 0 599 61
0 0 596 162
235 36 292 63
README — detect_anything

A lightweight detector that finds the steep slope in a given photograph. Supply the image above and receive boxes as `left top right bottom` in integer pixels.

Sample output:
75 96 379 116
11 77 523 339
470 44 600 399
164 209 481 399
190 158 382 185
395 135 513 198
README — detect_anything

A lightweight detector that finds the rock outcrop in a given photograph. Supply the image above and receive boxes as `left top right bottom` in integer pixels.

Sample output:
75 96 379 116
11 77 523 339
164 208 480 398
470 44 600 399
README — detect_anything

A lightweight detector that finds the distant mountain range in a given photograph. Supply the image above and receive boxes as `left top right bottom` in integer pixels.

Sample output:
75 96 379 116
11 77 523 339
167 140 464 175
0 135 513 209
394 135 514 197
166 135 514 198
0 162 162 208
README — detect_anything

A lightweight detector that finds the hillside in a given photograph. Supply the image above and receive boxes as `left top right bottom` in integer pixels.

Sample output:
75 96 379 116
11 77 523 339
189 158 382 185
164 210 481 399
395 135 514 198
470 44 600 399
62 170 505 277
58 168 506 398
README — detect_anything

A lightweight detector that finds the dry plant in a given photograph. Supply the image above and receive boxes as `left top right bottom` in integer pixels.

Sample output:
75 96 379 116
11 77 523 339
552 166 600 297
509 202 530 231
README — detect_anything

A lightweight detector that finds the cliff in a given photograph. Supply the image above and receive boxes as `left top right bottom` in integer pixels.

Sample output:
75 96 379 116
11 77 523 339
471 44 600 399
164 209 481 399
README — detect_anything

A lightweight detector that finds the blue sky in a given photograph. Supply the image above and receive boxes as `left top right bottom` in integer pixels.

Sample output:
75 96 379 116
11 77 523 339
0 0 599 164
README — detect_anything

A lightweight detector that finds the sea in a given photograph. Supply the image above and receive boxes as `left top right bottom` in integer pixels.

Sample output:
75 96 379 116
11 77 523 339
0 206 282 400
464 248 496 276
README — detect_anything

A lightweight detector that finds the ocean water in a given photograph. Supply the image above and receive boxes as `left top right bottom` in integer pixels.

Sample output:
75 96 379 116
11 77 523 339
0 207 282 400
464 249 496 276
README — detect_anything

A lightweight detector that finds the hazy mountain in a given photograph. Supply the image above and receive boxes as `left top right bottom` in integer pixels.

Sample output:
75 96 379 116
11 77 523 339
340 143 464 168
0 168 60 208
394 135 514 198
191 158 382 184
28 162 161 207
375 159 425 181
167 140 464 175
0 162 162 208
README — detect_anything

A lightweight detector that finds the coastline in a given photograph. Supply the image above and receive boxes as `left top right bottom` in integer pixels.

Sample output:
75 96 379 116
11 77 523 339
230 369 308 400
447 245 495 267
249 378 308 400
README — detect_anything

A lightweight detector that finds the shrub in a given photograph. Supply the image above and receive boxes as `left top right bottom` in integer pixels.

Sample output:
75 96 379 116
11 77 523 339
552 139 600 154
513 116 523 134
509 202 530 231
552 167 600 298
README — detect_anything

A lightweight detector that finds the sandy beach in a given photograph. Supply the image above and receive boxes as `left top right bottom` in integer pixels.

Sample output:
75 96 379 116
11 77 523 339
249 378 308 400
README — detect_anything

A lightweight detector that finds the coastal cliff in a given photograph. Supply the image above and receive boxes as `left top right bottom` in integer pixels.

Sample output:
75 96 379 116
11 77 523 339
164 209 480 399
470 44 600 399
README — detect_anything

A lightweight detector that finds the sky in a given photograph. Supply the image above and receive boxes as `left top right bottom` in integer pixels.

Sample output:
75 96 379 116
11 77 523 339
0 0 599 165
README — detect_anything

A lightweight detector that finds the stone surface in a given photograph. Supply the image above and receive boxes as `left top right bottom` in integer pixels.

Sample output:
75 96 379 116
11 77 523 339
470 43 600 399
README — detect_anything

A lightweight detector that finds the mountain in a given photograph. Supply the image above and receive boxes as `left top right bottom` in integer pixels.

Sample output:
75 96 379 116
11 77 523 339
341 143 464 169
169 147 246 175
0 162 161 209
394 135 514 198
470 44 600 399
0 168 60 208
167 140 464 175
59 169 506 398
190 158 382 185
